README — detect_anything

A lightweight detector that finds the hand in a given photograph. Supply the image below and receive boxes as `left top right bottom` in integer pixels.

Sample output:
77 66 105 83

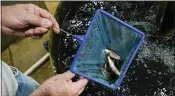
30 71 89 96
2 4 60 39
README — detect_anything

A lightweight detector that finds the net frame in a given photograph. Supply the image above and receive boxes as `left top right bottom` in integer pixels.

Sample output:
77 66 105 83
70 9 145 89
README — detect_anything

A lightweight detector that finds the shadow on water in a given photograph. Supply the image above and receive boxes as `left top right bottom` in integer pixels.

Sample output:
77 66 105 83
53 1 175 96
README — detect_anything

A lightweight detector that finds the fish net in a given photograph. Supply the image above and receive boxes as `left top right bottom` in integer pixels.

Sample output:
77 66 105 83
71 9 144 88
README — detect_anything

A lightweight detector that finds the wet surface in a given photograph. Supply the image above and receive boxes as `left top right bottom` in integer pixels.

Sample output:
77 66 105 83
55 1 175 96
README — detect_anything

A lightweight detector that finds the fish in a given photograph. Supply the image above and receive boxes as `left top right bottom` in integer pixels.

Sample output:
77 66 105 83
107 56 121 76
100 48 122 81
104 49 121 60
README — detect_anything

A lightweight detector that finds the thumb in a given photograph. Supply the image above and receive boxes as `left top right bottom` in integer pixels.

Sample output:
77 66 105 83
25 12 52 28
72 78 88 94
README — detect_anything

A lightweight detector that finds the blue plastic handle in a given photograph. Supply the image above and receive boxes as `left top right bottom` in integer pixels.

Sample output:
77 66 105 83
73 35 85 44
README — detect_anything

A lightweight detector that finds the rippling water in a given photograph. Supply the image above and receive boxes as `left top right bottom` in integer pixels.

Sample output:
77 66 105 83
56 1 175 96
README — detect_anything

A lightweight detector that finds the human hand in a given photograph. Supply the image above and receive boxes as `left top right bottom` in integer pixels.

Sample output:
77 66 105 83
30 71 89 96
2 4 60 39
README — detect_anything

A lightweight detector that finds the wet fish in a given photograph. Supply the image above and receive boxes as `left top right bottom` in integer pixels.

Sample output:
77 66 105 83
104 49 121 60
107 56 121 76
100 48 122 80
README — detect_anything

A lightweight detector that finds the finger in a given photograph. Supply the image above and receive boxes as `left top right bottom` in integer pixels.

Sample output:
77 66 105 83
61 70 75 80
25 27 48 36
24 28 44 39
25 12 52 28
33 5 60 34
79 76 84 79
77 88 85 96
37 9 60 34
2 26 25 36
68 80 73 84
34 27 48 35
53 27 60 34
14 32 26 37
30 35 43 39
72 78 88 93
25 28 34 37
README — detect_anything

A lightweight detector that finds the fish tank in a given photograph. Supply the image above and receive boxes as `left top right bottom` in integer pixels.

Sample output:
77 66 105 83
49 1 175 96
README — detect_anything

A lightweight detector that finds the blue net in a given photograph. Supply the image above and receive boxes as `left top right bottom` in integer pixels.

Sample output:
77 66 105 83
71 9 144 88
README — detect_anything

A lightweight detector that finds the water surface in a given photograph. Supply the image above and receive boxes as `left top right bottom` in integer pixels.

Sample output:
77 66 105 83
56 1 175 96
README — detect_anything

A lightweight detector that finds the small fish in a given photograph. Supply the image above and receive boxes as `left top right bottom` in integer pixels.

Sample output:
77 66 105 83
104 49 121 60
107 56 120 76
100 48 122 80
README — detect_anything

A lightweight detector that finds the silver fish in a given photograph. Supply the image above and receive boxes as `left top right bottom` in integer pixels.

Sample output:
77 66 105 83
104 49 121 60
100 48 122 80
107 56 121 76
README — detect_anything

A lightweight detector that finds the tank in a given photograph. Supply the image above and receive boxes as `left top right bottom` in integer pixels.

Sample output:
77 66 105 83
49 1 175 96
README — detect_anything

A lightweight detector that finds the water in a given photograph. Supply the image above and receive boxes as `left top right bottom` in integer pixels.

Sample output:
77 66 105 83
125 38 175 96
55 1 175 96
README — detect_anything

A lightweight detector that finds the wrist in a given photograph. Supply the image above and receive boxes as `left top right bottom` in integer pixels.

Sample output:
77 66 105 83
2 6 9 25
1 6 11 33
2 6 6 27
30 86 50 96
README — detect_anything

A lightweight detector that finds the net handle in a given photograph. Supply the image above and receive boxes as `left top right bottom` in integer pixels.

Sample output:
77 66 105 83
73 35 85 44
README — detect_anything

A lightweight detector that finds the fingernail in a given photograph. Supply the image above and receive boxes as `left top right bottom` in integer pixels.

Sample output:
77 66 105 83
42 19 52 28
54 27 60 34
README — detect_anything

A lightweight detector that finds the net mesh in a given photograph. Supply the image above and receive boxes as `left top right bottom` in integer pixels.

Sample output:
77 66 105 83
72 10 142 87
